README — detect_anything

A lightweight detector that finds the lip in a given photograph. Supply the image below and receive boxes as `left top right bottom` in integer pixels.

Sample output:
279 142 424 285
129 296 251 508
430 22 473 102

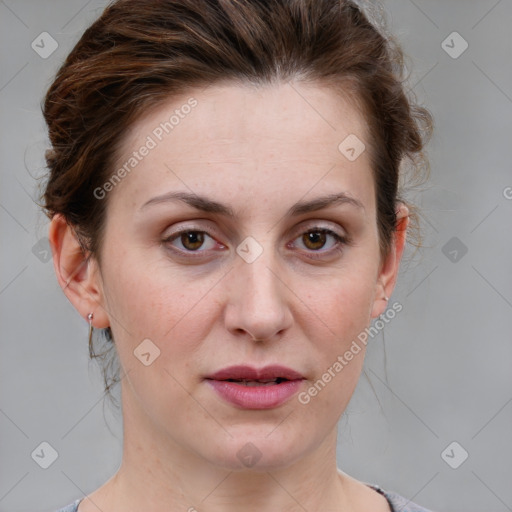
206 365 304 381
205 365 305 410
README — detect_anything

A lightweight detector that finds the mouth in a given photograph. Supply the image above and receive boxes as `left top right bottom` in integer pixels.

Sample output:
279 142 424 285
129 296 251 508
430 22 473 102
204 365 305 409
218 377 291 387
205 364 304 382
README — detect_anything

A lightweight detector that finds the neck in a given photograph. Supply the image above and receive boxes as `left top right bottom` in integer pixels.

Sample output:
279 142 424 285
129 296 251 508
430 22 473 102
95 385 354 512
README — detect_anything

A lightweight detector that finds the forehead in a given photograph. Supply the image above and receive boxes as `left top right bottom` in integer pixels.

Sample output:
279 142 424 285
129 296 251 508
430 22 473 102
107 80 374 216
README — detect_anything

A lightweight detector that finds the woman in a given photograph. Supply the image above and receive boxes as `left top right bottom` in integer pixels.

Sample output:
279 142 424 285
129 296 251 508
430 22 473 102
43 0 434 510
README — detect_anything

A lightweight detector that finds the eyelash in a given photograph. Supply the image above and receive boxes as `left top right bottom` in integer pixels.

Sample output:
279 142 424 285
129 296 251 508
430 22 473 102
162 226 350 260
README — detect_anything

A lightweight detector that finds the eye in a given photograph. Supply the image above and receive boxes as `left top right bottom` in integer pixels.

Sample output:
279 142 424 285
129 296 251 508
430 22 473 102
163 230 220 253
291 228 348 257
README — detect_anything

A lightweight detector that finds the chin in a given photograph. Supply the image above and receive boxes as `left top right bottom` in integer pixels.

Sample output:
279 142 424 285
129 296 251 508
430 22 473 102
199 429 308 472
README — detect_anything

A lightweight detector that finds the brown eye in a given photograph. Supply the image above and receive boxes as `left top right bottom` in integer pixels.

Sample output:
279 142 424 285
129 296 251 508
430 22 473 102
302 231 327 250
181 231 205 250
164 230 218 253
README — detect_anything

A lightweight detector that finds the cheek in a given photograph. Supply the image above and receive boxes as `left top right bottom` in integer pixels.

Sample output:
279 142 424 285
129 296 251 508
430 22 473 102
296 262 377 404
301 266 377 344
101 252 223 365
101 260 223 415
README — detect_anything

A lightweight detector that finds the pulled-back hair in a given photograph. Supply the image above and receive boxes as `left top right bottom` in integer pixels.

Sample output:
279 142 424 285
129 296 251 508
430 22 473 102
41 0 432 404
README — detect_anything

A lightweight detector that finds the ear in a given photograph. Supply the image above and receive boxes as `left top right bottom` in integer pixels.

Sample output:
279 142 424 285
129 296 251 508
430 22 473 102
370 203 409 319
48 214 110 329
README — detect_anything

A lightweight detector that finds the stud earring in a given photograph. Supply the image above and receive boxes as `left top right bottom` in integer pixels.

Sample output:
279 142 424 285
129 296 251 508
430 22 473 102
384 296 390 301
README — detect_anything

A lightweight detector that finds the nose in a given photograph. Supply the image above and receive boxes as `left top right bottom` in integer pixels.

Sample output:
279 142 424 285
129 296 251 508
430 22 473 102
223 249 293 342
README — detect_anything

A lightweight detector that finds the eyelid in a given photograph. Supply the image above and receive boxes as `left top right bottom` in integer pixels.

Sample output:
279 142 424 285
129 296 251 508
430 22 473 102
163 222 222 242
291 220 348 238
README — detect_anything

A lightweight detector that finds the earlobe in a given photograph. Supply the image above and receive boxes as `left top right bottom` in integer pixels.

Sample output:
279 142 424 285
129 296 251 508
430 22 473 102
48 214 110 328
370 203 409 319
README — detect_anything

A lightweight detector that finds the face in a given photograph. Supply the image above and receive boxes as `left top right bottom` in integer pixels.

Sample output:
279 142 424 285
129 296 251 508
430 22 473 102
55 81 406 471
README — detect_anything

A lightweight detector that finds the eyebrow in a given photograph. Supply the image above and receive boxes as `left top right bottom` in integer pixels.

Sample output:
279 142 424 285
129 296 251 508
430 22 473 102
139 191 365 216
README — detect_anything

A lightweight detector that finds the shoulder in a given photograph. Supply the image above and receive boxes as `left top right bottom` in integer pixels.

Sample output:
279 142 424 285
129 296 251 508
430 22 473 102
53 498 82 512
369 484 436 512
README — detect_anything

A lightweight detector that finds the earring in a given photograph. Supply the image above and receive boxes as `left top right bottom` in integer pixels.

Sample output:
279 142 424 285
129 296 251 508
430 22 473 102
88 313 94 350
384 296 390 301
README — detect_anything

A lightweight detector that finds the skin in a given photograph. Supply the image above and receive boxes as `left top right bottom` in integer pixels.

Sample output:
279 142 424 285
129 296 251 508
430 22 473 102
50 81 408 512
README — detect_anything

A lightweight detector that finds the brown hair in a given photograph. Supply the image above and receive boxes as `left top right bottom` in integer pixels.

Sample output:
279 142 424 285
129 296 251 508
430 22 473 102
41 0 432 405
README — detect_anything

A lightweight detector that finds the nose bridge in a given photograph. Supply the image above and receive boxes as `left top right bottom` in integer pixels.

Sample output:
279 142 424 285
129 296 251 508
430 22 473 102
226 235 292 340
243 254 280 304
236 232 276 283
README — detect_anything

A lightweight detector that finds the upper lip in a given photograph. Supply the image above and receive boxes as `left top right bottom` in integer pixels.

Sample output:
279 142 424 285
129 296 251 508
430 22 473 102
205 365 304 381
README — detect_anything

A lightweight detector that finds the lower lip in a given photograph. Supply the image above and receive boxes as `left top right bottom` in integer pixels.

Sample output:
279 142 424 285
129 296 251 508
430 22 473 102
206 379 303 409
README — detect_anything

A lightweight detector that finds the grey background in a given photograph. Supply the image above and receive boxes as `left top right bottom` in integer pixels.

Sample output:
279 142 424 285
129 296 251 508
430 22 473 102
1 1 511 511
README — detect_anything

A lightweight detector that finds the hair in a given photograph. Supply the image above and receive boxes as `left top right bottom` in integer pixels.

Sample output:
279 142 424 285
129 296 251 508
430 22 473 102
40 0 433 406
